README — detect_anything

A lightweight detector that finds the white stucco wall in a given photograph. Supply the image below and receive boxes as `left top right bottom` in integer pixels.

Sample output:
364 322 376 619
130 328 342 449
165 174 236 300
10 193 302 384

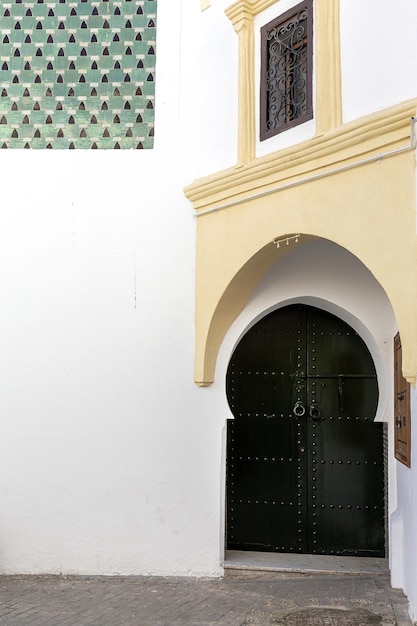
0 149 225 576
391 388 417 621
187 1 238 176
340 0 417 123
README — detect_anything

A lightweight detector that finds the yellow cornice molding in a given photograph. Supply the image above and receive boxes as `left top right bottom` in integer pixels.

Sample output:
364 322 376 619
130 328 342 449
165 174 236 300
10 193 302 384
185 99 417 210
225 1 256 26
225 0 280 23
251 0 282 11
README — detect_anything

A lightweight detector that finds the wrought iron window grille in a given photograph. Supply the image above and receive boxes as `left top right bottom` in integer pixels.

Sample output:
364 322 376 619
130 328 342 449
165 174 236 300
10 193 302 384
260 0 313 141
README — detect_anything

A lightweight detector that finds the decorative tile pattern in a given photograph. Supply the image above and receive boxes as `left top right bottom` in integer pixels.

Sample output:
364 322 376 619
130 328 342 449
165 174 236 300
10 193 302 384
0 0 156 149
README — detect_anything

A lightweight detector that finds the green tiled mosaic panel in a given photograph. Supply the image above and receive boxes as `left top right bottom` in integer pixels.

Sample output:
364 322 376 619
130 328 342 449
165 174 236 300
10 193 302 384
0 0 156 149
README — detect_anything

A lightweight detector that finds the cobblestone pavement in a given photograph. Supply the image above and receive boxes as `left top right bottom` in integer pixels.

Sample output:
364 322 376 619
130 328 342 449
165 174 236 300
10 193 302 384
0 570 412 626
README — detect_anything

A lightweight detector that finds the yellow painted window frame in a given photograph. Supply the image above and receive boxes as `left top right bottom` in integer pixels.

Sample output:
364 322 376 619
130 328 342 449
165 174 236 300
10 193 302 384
225 0 342 164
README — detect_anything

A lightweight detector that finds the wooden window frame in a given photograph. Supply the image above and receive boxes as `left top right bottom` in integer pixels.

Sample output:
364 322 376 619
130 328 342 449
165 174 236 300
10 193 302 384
394 333 411 467
260 0 313 141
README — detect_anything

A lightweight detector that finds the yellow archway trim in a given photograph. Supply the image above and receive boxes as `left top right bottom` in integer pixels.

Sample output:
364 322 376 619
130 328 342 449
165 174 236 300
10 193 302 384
185 100 417 386
186 99 417 212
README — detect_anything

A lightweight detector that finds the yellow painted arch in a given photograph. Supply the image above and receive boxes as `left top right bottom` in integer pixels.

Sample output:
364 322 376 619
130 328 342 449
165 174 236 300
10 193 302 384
186 102 417 386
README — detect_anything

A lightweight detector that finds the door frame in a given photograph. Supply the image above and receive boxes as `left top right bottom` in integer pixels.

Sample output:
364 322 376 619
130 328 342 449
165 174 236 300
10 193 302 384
218 292 393 567
225 302 387 555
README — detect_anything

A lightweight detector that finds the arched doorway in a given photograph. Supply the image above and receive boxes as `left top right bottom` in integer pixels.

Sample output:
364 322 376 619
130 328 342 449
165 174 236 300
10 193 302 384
226 304 385 557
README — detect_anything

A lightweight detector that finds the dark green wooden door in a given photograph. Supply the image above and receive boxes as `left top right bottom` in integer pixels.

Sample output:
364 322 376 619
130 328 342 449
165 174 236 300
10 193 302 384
226 305 385 557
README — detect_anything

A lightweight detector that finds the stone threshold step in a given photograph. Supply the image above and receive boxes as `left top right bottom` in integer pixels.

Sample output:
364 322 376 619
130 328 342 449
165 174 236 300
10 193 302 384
223 550 389 575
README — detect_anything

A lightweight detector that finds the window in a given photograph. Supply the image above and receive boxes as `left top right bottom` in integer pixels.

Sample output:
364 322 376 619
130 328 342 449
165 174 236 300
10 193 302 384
394 333 411 467
260 0 313 140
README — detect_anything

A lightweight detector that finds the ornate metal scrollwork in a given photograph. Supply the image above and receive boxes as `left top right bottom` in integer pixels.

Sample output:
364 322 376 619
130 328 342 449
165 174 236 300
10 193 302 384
265 6 309 132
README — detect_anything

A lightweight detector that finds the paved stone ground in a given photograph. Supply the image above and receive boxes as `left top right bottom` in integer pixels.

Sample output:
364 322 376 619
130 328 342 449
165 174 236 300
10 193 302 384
0 570 412 626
